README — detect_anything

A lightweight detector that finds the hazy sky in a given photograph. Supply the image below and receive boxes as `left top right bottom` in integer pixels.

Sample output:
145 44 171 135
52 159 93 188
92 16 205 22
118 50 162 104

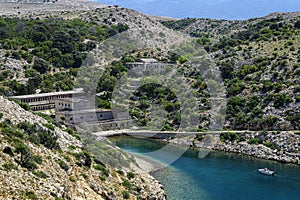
96 0 300 19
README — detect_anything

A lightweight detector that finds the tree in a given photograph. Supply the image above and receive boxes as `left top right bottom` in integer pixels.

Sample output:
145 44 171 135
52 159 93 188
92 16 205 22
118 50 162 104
33 58 49 74
274 93 293 108
52 31 73 54
31 32 48 43
294 20 300 29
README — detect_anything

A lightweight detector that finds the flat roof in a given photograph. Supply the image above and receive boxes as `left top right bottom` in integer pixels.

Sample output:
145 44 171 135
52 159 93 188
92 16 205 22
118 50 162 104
10 88 84 99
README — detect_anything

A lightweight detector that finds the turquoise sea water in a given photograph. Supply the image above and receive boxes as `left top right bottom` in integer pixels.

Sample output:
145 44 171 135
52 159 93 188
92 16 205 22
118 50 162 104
95 0 300 19
110 136 300 200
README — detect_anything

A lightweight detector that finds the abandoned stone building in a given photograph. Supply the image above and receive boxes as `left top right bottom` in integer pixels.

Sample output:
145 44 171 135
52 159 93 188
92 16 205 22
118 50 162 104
55 97 113 124
125 58 173 76
55 97 96 111
10 88 85 111
55 108 113 124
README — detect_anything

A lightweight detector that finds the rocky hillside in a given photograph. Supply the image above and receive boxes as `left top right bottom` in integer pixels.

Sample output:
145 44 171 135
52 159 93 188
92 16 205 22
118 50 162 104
0 3 183 95
0 96 165 199
160 12 300 131
0 0 299 132
95 12 300 132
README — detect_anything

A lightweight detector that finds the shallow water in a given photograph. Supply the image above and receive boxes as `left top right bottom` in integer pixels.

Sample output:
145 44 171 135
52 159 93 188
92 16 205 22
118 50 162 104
110 136 300 200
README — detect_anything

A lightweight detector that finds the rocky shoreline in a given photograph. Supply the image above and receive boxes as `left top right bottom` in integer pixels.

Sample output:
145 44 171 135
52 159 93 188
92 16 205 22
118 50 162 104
104 130 300 165
167 131 300 165
130 155 167 200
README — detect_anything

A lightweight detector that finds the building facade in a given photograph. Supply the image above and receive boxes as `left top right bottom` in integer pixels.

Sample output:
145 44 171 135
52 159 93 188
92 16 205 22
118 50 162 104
10 88 85 111
55 96 113 124
55 98 96 111
55 108 113 124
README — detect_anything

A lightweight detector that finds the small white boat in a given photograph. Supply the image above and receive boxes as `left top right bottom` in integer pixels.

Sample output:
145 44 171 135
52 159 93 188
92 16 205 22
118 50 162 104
258 168 275 176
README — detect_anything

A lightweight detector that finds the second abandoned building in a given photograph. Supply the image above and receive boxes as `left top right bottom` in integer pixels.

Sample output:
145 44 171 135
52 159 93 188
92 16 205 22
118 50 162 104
55 97 113 124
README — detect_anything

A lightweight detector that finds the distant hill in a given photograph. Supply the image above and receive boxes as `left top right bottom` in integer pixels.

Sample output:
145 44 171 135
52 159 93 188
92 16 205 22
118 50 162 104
0 0 104 16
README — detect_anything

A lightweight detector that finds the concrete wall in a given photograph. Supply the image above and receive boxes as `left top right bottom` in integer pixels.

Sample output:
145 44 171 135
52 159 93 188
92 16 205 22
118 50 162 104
56 110 113 124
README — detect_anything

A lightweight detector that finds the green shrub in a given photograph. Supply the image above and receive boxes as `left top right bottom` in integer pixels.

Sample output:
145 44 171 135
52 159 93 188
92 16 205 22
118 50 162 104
122 191 130 199
2 162 17 171
248 138 261 145
122 179 132 190
94 164 109 177
196 134 205 141
99 175 106 181
32 155 43 164
32 170 48 178
237 65 258 78
227 78 245 96
15 101 31 111
161 18 197 30
43 123 55 131
117 169 124 175
263 141 277 150
81 173 88 180
62 154 71 162
127 172 135 179
64 127 81 140
36 131 60 150
24 191 38 200
3 146 14 156
69 176 76 182
14 139 37 170
28 134 40 145
274 93 293 108
0 123 25 139
17 122 36 135
73 150 92 168
68 145 76 150
220 132 240 142
57 160 70 172
18 122 60 150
